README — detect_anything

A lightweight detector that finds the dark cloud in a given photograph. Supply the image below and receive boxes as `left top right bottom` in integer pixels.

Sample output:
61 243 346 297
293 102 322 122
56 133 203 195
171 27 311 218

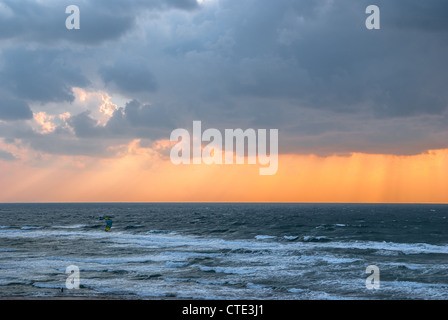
100 60 158 95
28 132 120 158
0 149 17 161
0 98 33 121
105 100 177 140
0 0 198 45
59 99 176 141
207 0 448 118
67 111 103 138
1 0 448 158
0 0 130 45
385 0 448 32
0 47 89 103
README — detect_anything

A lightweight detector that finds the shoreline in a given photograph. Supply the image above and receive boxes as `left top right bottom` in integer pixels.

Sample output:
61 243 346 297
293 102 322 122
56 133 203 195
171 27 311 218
0 294 194 300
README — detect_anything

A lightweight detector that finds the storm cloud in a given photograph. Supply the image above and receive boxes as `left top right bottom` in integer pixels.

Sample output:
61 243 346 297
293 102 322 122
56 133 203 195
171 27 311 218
0 0 199 44
0 47 89 103
0 98 33 121
100 60 158 95
0 0 447 159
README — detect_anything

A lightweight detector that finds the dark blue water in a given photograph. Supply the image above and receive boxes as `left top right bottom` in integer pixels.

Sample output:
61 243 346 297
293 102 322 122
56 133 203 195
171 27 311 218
0 203 447 299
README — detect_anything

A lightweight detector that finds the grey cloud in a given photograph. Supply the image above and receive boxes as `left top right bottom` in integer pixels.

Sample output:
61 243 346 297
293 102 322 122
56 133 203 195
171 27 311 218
138 0 448 120
163 0 199 10
28 133 120 158
0 0 198 45
214 0 448 118
1 0 448 158
65 99 175 140
0 98 33 120
148 0 448 155
0 118 118 158
37 100 175 156
105 100 177 140
0 47 89 103
100 60 158 95
385 0 448 32
0 149 17 161
121 100 173 128
67 111 103 138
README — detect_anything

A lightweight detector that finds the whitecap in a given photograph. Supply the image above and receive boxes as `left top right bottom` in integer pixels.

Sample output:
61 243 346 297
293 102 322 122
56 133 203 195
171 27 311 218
20 226 44 230
323 257 362 264
255 235 276 240
246 282 267 289
288 288 306 293
51 224 87 229
302 236 331 242
165 261 189 268
32 282 63 289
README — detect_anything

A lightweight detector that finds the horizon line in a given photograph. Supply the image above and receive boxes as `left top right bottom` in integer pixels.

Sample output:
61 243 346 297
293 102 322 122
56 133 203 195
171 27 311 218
1 201 447 205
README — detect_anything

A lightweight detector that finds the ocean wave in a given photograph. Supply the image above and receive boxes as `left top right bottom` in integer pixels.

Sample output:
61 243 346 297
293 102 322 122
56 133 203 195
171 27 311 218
380 280 448 299
288 288 306 293
246 282 268 290
20 226 44 230
302 236 332 242
322 257 363 264
283 236 299 241
330 241 448 255
124 225 145 230
0 280 32 287
195 264 254 275
165 261 189 268
254 235 276 240
51 224 88 229
47 255 153 265
148 229 173 234
32 282 63 289
163 277 229 286
294 239 448 255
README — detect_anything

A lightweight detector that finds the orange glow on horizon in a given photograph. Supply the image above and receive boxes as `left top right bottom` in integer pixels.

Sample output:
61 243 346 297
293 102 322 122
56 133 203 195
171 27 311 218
1 146 448 204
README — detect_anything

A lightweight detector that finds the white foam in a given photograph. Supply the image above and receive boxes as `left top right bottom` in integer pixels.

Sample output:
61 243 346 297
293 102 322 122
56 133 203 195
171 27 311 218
283 236 299 241
47 255 152 265
288 288 306 293
246 282 268 290
32 282 63 289
51 224 87 229
2 224 448 300
255 235 277 240
302 235 331 242
323 256 363 264
165 261 188 268
293 239 448 255
380 280 448 299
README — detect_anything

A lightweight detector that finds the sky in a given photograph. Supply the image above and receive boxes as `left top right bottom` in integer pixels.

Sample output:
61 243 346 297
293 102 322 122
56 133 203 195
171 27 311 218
0 0 448 203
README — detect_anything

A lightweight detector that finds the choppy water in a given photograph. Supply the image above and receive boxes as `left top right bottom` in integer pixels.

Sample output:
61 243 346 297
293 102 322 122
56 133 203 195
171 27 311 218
0 203 447 299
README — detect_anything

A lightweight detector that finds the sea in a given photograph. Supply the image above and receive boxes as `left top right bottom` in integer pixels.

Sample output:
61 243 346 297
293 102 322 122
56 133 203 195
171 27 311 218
0 203 447 300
